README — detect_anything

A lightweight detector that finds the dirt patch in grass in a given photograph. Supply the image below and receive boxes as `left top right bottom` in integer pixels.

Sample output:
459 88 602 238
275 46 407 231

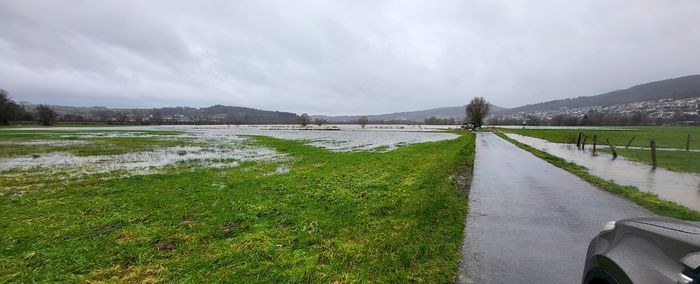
179 218 197 225
220 222 242 232
450 165 472 193
93 225 119 232
154 241 176 251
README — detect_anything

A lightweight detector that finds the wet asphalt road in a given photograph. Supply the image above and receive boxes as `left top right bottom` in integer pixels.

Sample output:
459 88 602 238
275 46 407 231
456 133 652 284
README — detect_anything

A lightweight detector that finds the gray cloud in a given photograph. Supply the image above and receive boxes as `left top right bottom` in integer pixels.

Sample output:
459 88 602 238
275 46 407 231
1 0 699 115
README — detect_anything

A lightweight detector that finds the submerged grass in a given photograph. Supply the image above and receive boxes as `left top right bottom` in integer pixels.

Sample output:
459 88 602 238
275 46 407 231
501 126 700 150
500 126 700 174
599 148 700 174
0 132 475 282
0 130 190 158
495 131 700 221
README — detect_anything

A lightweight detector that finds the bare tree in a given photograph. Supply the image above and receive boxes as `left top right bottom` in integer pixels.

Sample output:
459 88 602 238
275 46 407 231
298 113 311 126
314 118 327 126
36 104 57 126
466 97 491 129
191 114 206 125
358 116 369 128
0 89 31 124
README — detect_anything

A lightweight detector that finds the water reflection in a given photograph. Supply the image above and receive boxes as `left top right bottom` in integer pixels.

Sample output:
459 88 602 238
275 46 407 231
505 133 700 211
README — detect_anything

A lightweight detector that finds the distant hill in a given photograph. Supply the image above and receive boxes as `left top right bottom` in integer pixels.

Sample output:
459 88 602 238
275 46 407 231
22 104 299 124
496 74 700 115
315 105 507 122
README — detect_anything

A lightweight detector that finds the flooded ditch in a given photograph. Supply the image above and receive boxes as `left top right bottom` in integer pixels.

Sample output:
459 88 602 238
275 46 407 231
505 133 700 211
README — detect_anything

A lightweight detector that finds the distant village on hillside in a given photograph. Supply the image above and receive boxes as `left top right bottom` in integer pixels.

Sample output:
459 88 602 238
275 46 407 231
489 97 699 126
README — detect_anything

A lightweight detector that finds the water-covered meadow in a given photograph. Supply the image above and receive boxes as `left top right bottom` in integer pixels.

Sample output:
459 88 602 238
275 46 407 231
0 125 473 282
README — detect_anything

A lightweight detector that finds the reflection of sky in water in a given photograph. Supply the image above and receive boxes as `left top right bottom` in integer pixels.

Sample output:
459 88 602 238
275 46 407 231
0 140 91 146
0 145 279 175
506 133 700 211
0 125 459 177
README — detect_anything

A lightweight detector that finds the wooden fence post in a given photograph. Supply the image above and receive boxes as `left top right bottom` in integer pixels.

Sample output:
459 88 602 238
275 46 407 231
592 135 597 155
581 136 587 150
650 140 657 167
687 134 691 152
625 135 636 149
576 132 582 148
607 139 617 158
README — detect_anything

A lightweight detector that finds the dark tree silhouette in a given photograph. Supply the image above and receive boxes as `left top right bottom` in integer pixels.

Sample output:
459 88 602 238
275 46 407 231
314 118 327 126
36 105 57 126
298 113 311 126
0 89 31 124
466 97 491 128
358 116 369 128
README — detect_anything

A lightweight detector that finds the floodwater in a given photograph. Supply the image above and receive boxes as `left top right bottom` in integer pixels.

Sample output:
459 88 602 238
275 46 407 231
490 125 637 130
0 140 91 146
0 124 459 152
505 133 700 211
188 125 459 151
0 145 280 175
0 125 459 176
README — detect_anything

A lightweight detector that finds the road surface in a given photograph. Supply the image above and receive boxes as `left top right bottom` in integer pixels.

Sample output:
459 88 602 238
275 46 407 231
456 133 651 283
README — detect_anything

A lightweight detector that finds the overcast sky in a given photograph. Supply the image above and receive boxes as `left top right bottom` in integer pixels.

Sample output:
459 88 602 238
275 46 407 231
1 1 699 115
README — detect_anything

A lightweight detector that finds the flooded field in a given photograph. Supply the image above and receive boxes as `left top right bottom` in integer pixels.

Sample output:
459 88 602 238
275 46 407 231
492 126 637 130
505 133 700 211
0 125 458 178
0 125 474 283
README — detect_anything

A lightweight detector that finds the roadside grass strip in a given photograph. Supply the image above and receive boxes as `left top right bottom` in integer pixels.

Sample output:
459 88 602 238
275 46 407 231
495 131 700 221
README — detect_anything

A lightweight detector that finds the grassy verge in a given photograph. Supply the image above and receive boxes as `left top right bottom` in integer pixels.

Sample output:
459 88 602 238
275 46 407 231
500 126 699 149
599 148 700 174
499 126 700 174
494 132 700 221
0 133 475 282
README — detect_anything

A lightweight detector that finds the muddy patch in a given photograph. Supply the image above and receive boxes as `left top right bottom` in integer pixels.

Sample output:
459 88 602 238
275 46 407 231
450 165 473 193
93 224 120 232
154 240 176 251
180 218 197 225
220 222 242 232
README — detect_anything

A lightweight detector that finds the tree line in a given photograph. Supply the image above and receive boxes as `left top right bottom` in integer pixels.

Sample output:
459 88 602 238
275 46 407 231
3 88 496 128
1 89 58 125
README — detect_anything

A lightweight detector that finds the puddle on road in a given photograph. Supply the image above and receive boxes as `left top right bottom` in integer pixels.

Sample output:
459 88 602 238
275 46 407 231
505 133 700 211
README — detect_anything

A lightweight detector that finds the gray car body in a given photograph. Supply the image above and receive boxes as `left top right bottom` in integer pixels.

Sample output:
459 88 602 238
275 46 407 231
583 217 700 284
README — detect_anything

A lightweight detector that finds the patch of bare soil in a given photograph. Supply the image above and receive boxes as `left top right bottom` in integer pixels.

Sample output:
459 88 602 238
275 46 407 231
179 218 197 225
155 240 176 251
220 221 242 232
93 224 119 232
450 165 473 193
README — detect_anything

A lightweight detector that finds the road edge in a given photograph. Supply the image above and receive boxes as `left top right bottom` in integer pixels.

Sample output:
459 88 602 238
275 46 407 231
494 131 700 221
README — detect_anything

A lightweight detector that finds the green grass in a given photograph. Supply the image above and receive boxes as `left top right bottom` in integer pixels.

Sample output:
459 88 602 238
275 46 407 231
501 126 700 149
500 126 700 173
599 148 700 174
0 132 475 282
0 130 188 157
495 131 700 221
